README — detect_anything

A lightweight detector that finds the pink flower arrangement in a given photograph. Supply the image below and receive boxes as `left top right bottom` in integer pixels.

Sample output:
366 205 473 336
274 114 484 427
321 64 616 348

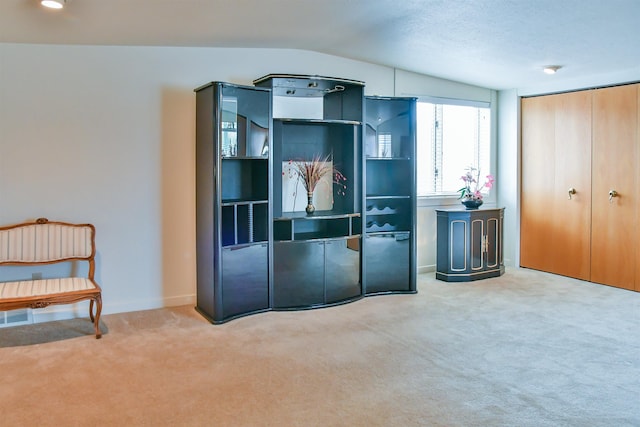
458 167 494 200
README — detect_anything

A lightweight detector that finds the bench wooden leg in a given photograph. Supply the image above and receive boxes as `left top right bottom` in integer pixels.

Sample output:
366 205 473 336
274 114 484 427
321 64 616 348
90 295 103 339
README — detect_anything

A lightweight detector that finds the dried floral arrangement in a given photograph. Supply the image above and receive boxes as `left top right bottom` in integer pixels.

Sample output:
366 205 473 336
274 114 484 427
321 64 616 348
284 153 347 213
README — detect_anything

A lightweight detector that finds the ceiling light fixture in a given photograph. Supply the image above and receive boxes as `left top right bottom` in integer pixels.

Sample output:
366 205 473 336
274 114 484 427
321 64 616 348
543 65 562 75
41 0 65 9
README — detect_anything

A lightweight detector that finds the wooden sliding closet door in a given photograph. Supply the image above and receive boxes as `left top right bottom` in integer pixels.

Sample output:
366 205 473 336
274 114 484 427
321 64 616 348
521 95 556 272
521 91 592 280
591 84 638 291
553 91 593 279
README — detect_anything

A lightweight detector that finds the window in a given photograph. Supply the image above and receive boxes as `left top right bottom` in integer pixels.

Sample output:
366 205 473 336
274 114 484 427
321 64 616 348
376 132 392 157
416 100 491 197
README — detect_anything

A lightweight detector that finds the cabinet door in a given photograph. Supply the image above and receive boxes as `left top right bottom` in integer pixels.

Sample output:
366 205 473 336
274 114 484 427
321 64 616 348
471 213 503 272
637 89 640 292
485 216 500 269
449 217 469 273
222 244 269 318
435 212 471 279
553 91 592 279
591 85 638 290
365 232 410 293
273 241 325 308
521 91 592 280
521 95 557 272
470 217 485 272
325 238 361 302
635 90 640 292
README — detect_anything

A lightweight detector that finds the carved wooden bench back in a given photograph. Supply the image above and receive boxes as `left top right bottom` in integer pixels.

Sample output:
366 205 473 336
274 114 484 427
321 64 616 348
0 218 95 266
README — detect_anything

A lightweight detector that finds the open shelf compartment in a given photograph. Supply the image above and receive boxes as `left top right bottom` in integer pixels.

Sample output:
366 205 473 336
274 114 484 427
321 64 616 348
274 212 361 241
221 201 269 247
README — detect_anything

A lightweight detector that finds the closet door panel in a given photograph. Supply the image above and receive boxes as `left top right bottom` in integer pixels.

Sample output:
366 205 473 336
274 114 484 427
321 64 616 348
520 95 556 272
552 91 592 280
637 88 640 292
591 84 637 290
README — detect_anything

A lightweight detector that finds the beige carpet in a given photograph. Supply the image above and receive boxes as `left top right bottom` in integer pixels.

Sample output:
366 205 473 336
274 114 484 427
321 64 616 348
1 268 639 427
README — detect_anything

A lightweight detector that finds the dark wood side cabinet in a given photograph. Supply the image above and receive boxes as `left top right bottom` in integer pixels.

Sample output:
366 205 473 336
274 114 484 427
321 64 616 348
436 208 504 282
194 82 272 323
364 96 417 294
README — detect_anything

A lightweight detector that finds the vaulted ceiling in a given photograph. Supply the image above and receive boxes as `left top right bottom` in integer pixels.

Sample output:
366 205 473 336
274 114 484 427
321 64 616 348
2 0 639 91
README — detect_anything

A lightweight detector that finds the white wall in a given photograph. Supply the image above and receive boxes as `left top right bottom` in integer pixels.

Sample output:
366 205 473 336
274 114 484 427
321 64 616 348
496 90 519 267
394 69 499 272
0 43 493 322
394 69 493 102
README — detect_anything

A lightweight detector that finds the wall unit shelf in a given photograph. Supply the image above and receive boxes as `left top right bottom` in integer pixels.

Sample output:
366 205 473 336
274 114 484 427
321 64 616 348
365 159 413 198
365 196 411 233
195 82 272 323
221 201 268 247
274 212 361 242
256 73 364 309
363 96 417 294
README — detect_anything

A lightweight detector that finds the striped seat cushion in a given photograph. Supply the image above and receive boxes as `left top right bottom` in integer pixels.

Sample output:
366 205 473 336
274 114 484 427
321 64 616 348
0 277 97 300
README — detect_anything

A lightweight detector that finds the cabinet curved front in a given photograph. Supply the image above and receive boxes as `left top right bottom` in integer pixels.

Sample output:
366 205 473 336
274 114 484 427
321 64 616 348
365 232 411 294
273 237 361 309
221 244 269 319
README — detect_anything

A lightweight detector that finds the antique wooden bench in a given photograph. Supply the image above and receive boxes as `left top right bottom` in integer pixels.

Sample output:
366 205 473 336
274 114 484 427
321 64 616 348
0 218 103 338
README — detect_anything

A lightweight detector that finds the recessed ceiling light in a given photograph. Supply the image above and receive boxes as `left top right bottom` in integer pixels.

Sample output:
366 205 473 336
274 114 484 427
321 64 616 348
543 65 562 75
41 0 65 9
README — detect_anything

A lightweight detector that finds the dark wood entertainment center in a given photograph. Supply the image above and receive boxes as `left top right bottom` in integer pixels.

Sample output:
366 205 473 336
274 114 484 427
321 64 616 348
195 74 417 323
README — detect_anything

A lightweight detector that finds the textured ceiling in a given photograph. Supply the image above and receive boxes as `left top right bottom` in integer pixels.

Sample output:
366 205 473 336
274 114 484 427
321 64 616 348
2 0 640 90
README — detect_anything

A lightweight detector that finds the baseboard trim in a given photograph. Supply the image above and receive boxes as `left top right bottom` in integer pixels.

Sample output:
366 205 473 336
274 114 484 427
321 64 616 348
418 265 436 274
26 294 197 325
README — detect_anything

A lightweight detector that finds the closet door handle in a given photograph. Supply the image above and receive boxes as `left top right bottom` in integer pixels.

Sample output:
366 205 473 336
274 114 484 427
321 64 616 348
568 188 576 200
609 189 618 203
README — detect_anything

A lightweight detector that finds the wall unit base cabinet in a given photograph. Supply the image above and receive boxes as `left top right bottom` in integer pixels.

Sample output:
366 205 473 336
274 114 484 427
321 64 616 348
325 238 361 303
365 232 412 293
435 208 504 282
221 244 270 318
195 82 272 324
273 238 361 309
273 241 325 308
195 243 270 324
363 96 417 294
